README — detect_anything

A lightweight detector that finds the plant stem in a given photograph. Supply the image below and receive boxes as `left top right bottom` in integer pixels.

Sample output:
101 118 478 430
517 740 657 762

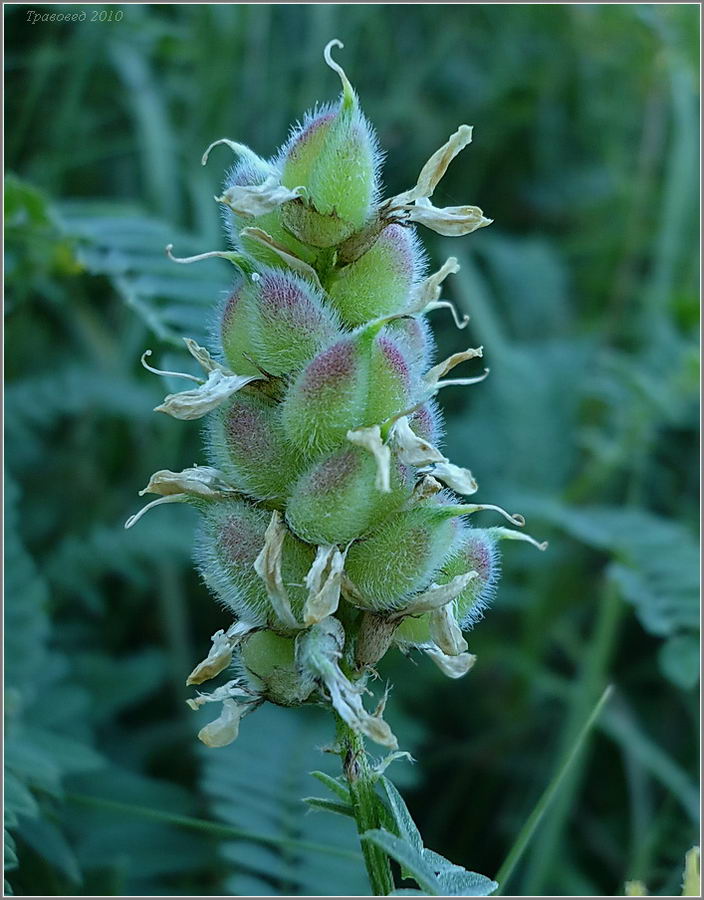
337 717 394 896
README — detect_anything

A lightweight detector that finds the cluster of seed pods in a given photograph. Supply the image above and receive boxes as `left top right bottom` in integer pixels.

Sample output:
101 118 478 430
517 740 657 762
127 41 546 751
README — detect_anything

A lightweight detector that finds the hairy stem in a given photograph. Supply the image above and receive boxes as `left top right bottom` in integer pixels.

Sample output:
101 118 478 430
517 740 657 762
337 716 394 896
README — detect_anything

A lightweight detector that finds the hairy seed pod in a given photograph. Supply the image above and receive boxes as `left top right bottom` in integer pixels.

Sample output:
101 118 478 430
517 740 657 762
219 278 261 375
286 445 411 545
441 529 501 626
395 529 500 643
387 314 436 370
365 330 414 427
281 318 417 455
344 504 465 610
409 399 444 445
206 387 304 504
222 153 316 267
278 60 379 246
326 225 421 326
240 631 314 707
247 268 342 376
195 499 314 627
194 499 270 624
280 333 370 455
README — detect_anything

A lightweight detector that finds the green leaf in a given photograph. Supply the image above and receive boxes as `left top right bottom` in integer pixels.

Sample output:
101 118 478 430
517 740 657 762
58 201 231 346
23 728 105 775
4 831 18 871
17 815 82 884
310 770 352 802
362 828 441 895
4 773 39 821
302 797 354 819
435 866 498 897
200 704 367 896
373 780 497 894
658 633 699 689
379 777 423 854
528 503 699 639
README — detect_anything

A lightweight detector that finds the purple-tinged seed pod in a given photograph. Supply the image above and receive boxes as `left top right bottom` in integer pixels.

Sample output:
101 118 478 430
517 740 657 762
386 314 436 371
195 498 314 628
452 529 501 626
249 268 342 376
365 331 414 428
206 386 304 505
219 267 342 378
219 278 261 376
344 502 466 610
409 399 445 446
286 445 412 546
326 225 423 326
395 529 500 644
194 499 271 625
281 333 370 455
277 43 381 247
281 317 419 455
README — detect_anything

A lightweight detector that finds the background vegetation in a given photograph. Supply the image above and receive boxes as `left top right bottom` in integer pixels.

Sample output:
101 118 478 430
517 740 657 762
4 3 700 896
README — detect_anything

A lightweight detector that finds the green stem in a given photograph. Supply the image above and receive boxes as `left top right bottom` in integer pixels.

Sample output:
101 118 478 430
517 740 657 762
337 717 394 896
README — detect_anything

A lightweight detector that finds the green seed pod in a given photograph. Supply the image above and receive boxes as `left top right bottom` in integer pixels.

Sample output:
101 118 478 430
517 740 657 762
240 630 314 707
195 498 314 628
247 268 342 376
386 314 436 370
326 225 422 326
409 399 444 444
219 278 261 376
395 529 500 644
278 44 379 247
280 333 370 455
344 503 465 610
221 152 316 267
365 329 415 427
286 445 411 546
446 529 501 626
206 387 304 504
281 317 417 455
194 499 270 624
219 267 341 378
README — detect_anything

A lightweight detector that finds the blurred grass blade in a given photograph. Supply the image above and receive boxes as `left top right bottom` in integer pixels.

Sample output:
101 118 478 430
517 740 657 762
494 685 613 894
599 704 699 823
67 793 361 861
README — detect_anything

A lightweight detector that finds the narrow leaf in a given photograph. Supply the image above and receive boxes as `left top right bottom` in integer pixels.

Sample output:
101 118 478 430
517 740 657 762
302 796 354 819
310 770 351 802
380 777 423 853
363 828 440 895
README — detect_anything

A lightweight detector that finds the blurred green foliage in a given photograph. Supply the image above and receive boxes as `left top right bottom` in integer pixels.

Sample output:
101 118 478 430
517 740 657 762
4 3 699 896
